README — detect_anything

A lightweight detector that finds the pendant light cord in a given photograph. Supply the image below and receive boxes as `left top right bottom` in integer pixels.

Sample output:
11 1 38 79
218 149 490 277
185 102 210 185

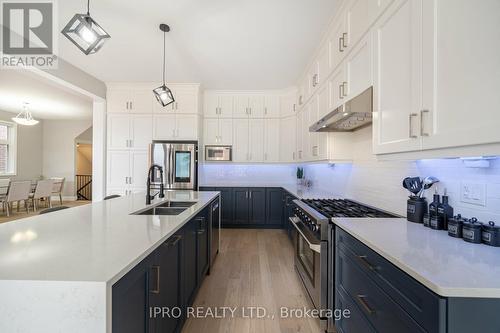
162 31 166 85
86 0 90 15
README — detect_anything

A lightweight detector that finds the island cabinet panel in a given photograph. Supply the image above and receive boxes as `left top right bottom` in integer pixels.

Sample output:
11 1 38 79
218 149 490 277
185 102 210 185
150 232 183 333
265 188 283 225
249 188 266 225
112 201 217 333
183 216 199 307
233 188 250 224
199 187 235 226
112 256 152 333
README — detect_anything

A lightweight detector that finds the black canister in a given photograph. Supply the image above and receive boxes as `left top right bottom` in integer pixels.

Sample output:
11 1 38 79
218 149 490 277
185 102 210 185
423 214 431 227
448 214 465 238
407 197 428 224
430 215 444 230
482 221 500 247
462 218 482 244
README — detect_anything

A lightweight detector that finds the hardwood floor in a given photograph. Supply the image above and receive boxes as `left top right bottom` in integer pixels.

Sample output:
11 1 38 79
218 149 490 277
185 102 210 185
182 229 321 333
0 200 90 224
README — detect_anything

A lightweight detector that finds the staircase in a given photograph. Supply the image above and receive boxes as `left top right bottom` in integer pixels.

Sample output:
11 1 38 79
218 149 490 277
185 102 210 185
76 175 92 201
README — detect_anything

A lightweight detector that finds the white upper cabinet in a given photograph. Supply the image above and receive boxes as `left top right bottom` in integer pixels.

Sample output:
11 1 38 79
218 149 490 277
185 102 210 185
329 15 347 71
152 114 177 141
296 110 304 160
129 150 149 189
279 116 297 162
317 83 330 123
175 115 199 140
328 65 346 111
155 85 199 114
264 118 280 162
280 89 298 118
248 96 265 118
249 119 265 161
264 95 280 118
107 150 130 188
203 118 219 145
218 119 233 145
317 44 331 87
345 0 371 50
130 115 153 149
107 89 152 113
204 93 233 118
372 0 423 154
232 119 250 162
344 33 372 99
234 95 250 118
153 114 198 141
420 0 500 150
108 114 130 149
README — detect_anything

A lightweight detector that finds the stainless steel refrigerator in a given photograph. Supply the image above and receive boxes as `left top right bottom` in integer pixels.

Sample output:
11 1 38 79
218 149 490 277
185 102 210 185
150 141 198 190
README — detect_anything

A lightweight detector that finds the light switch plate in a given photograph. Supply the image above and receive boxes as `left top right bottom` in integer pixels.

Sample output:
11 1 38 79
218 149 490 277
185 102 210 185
460 182 487 206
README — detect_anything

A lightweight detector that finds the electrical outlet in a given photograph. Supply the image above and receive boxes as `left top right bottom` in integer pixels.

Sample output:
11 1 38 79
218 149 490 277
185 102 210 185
460 182 486 206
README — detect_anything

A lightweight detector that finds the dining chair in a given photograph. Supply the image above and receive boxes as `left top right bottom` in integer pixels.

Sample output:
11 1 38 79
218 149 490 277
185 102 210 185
30 179 54 212
50 177 65 205
3 181 32 216
39 206 69 215
0 179 10 211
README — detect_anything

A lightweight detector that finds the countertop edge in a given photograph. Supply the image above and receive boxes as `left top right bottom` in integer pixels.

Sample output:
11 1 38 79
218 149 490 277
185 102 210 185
334 222 500 299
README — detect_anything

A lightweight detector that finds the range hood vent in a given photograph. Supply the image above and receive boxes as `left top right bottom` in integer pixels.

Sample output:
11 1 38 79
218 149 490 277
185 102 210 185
310 86 373 132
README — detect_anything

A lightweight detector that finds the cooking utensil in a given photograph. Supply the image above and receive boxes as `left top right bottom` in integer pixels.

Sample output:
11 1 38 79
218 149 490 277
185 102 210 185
402 177 413 195
419 176 440 198
409 177 422 196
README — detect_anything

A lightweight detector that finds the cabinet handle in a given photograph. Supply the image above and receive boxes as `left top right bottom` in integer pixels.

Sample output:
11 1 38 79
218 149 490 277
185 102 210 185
125 177 128 184
357 255 376 271
246 191 248 199
293 104 296 112
409 113 419 138
249 191 252 199
129 101 133 110
249 107 252 115
166 235 182 246
339 36 344 52
129 177 132 184
197 229 206 235
420 110 430 136
293 152 296 160
342 32 348 48
264 107 268 115
342 82 348 97
299 96 303 105
125 102 128 110
356 295 375 315
175 102 178 110
129 140 133 148
339 85 344 99
150 265 160 294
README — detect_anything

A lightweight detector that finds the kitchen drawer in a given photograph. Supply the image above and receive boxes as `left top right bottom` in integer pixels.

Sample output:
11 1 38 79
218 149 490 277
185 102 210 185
336 247 426 333
336 227 444 333
336 287 376 333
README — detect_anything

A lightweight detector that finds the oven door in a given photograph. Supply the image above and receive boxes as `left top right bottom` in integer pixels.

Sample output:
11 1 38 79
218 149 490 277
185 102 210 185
290 217 321 309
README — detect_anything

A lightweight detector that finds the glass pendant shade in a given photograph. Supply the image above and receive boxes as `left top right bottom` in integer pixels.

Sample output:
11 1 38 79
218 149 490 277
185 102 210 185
12 104 39 126
62 14 110 55
153 85 175 107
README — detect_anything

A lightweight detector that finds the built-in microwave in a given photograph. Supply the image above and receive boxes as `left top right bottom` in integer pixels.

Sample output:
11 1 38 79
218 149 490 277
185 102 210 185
205 146 232 161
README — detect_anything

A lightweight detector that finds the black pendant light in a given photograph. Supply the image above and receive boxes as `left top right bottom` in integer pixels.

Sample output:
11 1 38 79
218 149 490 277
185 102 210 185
153 24 175 107
61 0 110 55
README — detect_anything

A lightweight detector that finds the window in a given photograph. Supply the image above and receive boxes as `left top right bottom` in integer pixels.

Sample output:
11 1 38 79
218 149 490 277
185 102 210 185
0 122 17 175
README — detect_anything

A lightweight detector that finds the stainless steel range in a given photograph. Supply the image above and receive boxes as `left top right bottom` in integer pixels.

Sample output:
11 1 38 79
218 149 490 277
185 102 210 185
290 198 398 332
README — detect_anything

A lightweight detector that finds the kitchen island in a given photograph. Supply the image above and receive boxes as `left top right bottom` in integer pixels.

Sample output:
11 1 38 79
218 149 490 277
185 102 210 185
0 191 220 333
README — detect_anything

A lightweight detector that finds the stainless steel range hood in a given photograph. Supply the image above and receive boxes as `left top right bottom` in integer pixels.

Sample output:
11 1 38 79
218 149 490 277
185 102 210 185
310 86 373 132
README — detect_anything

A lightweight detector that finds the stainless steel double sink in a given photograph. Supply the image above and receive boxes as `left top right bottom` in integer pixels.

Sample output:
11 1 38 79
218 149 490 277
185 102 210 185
132 201 197 216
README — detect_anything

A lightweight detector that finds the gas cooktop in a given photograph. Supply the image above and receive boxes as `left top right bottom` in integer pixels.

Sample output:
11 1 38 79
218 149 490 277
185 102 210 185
302 199 398 219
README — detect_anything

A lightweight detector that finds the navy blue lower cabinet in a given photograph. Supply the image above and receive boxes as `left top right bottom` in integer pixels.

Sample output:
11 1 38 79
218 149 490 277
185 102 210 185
112 255 152 333
150 232 183 333
265 188 283 225
336 246 426 333
183 218 198 307
233 188 250 224
249 188 266 225
196 214 210 282
216 187 234 226
336 288 376 333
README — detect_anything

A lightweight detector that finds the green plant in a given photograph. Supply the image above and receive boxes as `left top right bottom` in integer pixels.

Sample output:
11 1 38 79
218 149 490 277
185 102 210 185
296 167 304 179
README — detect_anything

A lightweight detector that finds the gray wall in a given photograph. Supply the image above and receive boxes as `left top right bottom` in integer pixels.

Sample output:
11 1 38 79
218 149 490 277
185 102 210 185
0 109 43 181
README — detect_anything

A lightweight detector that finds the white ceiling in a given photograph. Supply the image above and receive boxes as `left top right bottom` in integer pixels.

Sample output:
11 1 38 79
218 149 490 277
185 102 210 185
57 0 339 89
0 70 93 120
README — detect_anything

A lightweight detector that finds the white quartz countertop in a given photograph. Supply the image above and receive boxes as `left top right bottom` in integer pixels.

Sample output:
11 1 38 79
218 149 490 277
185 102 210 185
333 218 500 298
200 182 337 199
0 191 219 285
